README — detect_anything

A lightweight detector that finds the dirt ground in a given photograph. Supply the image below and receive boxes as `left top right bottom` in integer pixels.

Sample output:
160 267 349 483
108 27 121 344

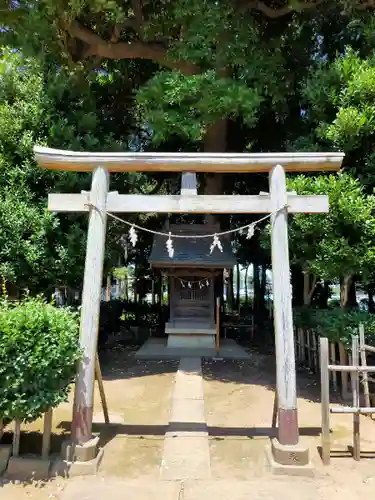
2 344 375 499
203 349 375 496
1 345 178 498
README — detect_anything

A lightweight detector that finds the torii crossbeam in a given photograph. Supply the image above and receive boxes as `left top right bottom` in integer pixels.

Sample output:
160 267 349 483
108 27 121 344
34 146 344 472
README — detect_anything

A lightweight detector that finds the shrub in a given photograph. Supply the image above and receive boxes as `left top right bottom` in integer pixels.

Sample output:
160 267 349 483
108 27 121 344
294 306 375 347
0 295 81 423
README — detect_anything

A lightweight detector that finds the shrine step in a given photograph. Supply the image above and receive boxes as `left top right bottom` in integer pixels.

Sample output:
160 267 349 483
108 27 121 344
165 322 215 336
167 334 216 349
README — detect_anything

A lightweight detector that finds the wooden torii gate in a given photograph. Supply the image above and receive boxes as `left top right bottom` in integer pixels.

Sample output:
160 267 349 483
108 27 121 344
34 147 344 470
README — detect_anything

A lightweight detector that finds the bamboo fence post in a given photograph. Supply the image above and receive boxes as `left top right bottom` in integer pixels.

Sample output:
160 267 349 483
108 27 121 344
339 342 349 399
320 337 330 465
312 332 318 373
12 420 21 457
95 353 109 424
359 324 371 412
330 343 338 392
351 335 360 461
42 409 53 459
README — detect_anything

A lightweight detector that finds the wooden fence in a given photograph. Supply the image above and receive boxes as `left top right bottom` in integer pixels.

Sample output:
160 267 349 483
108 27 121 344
295 328 350 398
320 334 375 464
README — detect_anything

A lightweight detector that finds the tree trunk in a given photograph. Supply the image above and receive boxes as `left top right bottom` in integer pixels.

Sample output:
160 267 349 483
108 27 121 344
368 287 375 313
204 118 227 153
253 263 261 313
291 265 304 307
340 274 353 308
235 264 240 310
303 272 317 306
227 269 234 313
260 265 267 312
314 281 330 308
124 273 129 301
202 119 227 224
244 265 249 304
347 277 357 309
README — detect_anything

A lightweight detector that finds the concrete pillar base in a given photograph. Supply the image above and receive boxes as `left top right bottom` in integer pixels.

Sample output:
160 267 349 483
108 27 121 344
61 436 99 462
265 439 315 477
51 447 104 478
5 456 51 480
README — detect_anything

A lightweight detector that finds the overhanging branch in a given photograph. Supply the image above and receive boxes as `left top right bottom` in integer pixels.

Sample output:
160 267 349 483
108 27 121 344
66 19 199 75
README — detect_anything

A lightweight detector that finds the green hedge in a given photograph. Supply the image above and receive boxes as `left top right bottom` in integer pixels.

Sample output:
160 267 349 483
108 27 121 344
0 296 81 423
294 307 375 347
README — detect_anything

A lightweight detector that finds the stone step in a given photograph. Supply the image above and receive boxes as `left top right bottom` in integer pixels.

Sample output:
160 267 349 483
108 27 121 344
166 322 216 336
167 334 215 349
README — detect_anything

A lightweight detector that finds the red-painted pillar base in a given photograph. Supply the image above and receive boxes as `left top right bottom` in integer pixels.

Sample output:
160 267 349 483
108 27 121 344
278 408 299 445
71 404 93 444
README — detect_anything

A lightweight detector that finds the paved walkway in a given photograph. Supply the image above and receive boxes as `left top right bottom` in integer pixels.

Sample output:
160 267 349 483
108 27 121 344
57 475 370 500
160 357 211 479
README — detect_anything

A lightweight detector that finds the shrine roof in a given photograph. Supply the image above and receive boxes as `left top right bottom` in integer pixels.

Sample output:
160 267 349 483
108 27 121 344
150 224 236 268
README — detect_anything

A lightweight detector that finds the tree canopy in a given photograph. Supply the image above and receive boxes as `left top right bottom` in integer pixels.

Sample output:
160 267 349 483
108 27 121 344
1 0 375 308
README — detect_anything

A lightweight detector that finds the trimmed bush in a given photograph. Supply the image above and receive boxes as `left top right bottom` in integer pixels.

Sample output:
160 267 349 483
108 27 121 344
0 295 81 423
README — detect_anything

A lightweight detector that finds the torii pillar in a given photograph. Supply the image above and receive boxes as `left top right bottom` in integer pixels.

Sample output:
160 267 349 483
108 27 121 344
34 147 344 474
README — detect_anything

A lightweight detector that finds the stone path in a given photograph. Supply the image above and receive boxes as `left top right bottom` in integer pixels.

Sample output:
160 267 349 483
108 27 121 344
160 357 211 479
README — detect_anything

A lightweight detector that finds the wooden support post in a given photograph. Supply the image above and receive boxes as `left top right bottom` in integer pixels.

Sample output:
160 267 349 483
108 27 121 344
42 409 53 459
13 420 21 457
351 335 360 461
95 353 110 424
216 296 220 355
72 166 109 444
152 279 155 305
339 343 349 399
320 337 330 465
272 391 278 428
269 164 299 446
106 275 111 302
359 324 371 411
